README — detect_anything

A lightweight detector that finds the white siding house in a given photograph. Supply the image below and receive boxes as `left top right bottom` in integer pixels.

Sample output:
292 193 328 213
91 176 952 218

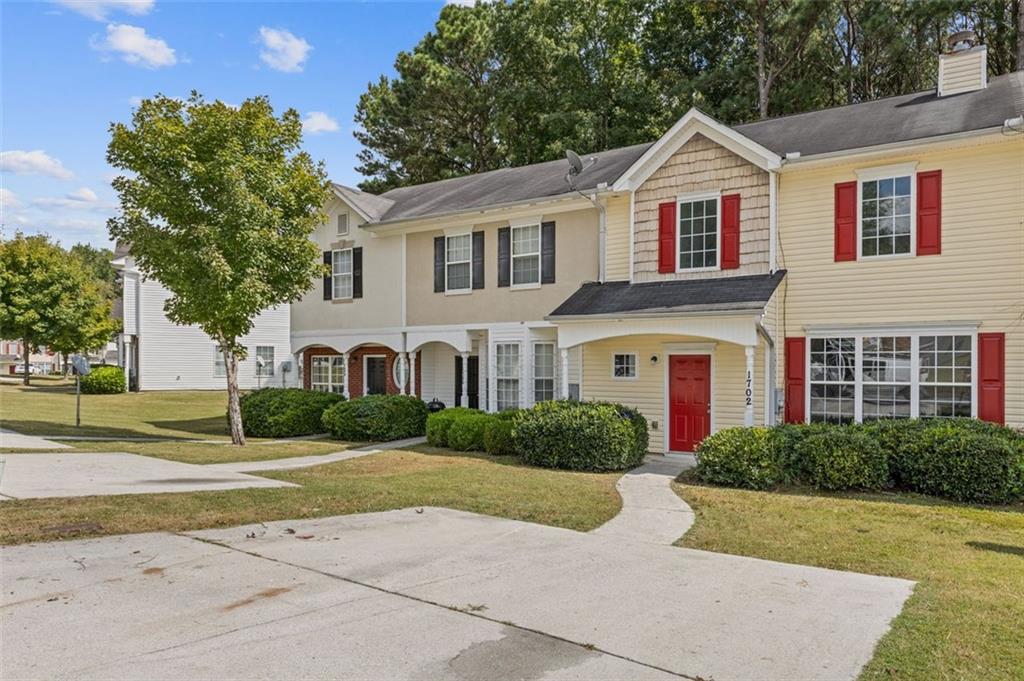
113 255 295 391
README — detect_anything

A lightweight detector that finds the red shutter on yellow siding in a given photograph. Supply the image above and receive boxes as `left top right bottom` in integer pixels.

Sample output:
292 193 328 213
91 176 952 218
978 332 1005 424
784 337 806 424
916 170 942 255
658 201 676 273
720 193 741 269
834 181 857 261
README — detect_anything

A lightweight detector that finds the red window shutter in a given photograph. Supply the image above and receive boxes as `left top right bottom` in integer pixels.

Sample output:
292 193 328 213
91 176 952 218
720 193 741 269
978 332 1005 424
916 170 942 256
834 181 857 262
658 201 676 273
784 337 806 424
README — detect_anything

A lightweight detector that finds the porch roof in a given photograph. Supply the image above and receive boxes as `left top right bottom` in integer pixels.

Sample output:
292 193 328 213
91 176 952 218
548 271 785 319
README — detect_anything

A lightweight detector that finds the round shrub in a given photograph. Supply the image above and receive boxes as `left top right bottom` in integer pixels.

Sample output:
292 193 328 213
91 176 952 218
79 365 125 394
426 407 482 447
239 388 343 438
796 429 888 490
695 427 785 490
447 414 493 451
909 432 1023 503
322 394 428 442
484 419 515 456
513 401 643 471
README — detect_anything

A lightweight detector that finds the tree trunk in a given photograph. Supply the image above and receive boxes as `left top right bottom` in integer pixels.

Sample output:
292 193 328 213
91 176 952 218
1017 0 1024 70
223 346 246 446
756 0 770 119
22 340 31 386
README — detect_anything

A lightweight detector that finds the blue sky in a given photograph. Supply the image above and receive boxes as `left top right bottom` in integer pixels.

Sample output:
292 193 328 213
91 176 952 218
1 0 448 249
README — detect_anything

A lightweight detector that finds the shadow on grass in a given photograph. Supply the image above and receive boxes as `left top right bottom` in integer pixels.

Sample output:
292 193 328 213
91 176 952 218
147 416 230 437
674 469 1024 514
0 420 197 440
966 541 1024 558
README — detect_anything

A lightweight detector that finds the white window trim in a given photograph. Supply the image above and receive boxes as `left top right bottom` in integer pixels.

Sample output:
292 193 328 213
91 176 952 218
805 330 977 423
510 223 542 289
675 191 722 273
213 345 226 378
255 345 275 377
495 342 521 410
332 248 354 300
444 231 473 295
532 341 556 403
310 355 345 393
336 212 350 237
855 162 918 261
362 354 387 396
660 346 717 455
611 351 639 381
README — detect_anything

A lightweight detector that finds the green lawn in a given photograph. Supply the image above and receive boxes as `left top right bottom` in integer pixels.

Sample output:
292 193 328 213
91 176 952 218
0 446 622 545
674 481 1024 681
0 382 233 439
0 438 351 465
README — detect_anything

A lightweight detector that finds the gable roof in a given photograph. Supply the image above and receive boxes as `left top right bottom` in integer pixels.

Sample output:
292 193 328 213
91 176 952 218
341 70 1023 226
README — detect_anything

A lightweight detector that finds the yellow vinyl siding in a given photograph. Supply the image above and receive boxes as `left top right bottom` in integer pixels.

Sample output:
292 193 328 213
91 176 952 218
604 194 631 281
581 334 767 452
777 135 1024 426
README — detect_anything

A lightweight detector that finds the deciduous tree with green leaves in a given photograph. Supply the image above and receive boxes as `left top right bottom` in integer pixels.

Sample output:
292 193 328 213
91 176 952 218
47 257 120 371
107 93 329 445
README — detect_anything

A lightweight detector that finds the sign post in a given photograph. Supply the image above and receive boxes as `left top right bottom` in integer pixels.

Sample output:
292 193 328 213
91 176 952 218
70 355 91 428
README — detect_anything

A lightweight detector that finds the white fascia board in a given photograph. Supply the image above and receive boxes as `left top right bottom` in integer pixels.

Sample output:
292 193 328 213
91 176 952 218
330 186 376 224
612 109 783 192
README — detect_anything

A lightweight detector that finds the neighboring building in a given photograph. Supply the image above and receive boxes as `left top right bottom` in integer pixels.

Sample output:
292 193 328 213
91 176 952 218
112 253 294 391
290 37 1022 451
0 341 61 375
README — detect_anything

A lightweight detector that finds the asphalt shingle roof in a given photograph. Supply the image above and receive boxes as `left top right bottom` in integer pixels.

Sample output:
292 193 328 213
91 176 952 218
548 271 786 318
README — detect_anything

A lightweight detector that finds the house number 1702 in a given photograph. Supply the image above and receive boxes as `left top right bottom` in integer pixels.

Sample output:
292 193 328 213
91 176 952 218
745 370 753 406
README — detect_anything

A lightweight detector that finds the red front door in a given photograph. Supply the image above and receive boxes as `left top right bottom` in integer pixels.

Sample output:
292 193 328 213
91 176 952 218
669 355 711 452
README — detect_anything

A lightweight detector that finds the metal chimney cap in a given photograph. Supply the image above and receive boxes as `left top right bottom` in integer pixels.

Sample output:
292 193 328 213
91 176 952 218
947 30 977 52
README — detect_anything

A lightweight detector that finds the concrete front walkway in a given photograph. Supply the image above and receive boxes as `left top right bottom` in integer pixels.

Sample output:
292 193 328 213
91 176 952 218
592 455 696 545
0 428 69 450
2 508 914 681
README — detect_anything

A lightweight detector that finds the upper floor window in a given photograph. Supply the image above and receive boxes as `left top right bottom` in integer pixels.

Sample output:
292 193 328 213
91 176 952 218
255 345 275 377
678 195 718 270
337 213 349 236
511 224 540 286
332 249 353 299
446 234 472 292
861 175 911 257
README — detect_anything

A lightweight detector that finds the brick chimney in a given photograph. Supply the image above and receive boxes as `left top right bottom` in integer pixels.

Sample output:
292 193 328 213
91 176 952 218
938 30 987 97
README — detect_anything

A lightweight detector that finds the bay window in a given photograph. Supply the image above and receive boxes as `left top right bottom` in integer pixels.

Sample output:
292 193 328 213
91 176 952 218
809 337 855 424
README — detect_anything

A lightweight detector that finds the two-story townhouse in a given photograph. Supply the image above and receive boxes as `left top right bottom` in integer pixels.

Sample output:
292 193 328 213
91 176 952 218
292 37 1023 453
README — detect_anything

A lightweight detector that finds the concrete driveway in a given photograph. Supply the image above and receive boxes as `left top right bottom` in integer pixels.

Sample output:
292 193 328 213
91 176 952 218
2 507 913 681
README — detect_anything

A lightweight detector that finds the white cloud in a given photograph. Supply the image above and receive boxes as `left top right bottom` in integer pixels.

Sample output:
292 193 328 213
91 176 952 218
54 0 154 21
68 187 100 202
302 111 339 135
93 23 177 68
0 150 74 180
0 188 22 209
258 27 311 73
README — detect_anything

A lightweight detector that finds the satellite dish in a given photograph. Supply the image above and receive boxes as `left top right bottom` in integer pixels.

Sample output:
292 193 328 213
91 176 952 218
565 150 584 176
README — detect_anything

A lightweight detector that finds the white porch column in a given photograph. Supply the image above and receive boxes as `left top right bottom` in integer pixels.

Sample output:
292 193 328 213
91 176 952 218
744 345 755 426
293 351 302 389
341 352 350 399
122 337 132 392
460 352 470 407
398 352 408 395
560 348 570 399
403 352 411 395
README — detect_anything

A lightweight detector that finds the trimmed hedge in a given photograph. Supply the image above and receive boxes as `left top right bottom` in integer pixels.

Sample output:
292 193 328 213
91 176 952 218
321 394 428 442
694 418 1024 503
79 365 125 394
483 419 515 456
448 414 493 451
426 407 482 447
239 388 343 438
513 400 648 471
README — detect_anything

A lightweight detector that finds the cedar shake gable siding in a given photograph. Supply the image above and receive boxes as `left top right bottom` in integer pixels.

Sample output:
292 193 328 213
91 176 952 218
633 133 770 282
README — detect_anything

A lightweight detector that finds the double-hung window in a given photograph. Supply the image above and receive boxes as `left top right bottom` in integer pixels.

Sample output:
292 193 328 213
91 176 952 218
860 174 912 257
533 343 555 403
495 343 520 410
332 249 353 299
809 332 973 423
311 355 345 394
445 234 472 292
336 213 349 236
612 353 637 379
511 224 541 286
678 195 719 270
255 346 275 377
213 346 226 377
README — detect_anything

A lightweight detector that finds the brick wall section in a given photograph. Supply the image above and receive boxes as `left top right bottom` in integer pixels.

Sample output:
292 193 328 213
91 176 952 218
302 345 422 397
633 133 770 282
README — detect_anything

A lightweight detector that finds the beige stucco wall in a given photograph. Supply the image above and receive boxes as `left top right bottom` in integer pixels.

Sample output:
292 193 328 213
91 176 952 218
290 197 404 333
581 334 768 452
777 135 1024 426
633 133 770 282
405 207 599 326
